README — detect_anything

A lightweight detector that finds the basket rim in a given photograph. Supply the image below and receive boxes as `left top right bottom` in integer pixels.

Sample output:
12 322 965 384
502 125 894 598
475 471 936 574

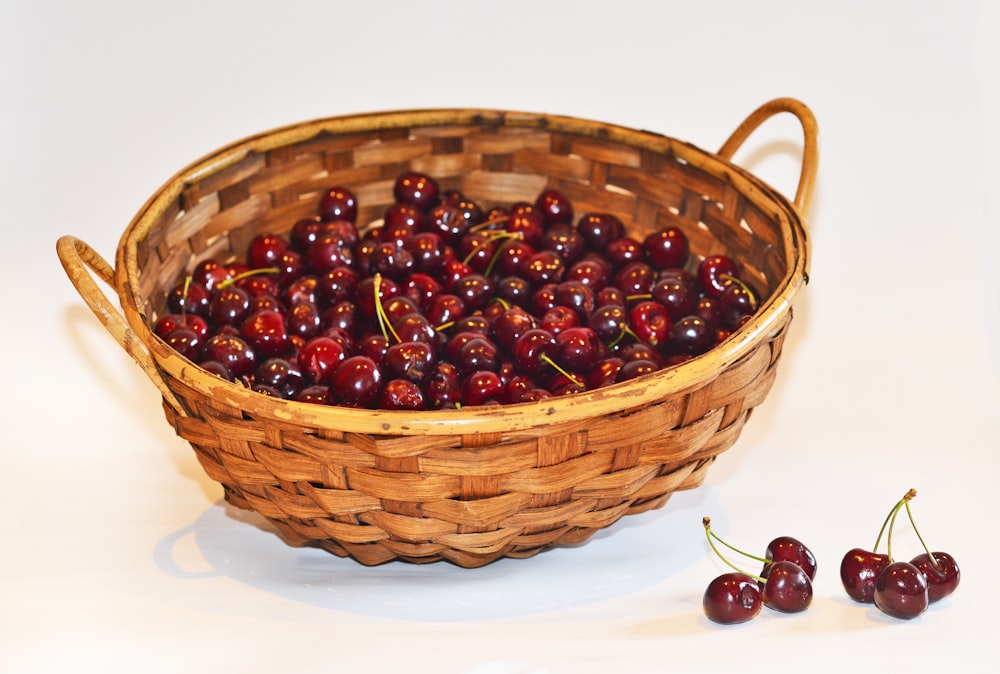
114 107 810 435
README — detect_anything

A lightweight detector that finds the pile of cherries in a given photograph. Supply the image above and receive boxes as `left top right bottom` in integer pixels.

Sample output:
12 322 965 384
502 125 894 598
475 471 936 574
155 171 761 410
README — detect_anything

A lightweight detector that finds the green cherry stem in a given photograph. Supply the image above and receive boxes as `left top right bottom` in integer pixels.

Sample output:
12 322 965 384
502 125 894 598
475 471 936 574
719 274 758 311
540 354 584 390
468 214 511 233
903 497 945 573
874 488 917 562
372 273 402 344
217 266 280 289
702 518 766 583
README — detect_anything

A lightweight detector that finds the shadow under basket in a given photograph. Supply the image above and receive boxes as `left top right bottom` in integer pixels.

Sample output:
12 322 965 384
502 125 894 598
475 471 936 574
58 98 817 568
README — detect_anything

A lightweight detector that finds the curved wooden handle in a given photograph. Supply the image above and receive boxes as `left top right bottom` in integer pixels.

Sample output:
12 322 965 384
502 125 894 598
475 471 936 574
57 235 186 412
717 97 819 216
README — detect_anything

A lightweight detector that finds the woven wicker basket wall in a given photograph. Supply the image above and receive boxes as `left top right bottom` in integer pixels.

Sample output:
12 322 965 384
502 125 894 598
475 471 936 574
59 98 817 567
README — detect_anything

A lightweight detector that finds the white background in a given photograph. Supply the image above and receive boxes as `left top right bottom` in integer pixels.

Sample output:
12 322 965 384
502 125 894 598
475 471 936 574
3 1 998 672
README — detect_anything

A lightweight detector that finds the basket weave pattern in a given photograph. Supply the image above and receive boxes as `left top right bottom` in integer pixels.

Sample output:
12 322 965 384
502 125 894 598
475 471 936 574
60 102 814 567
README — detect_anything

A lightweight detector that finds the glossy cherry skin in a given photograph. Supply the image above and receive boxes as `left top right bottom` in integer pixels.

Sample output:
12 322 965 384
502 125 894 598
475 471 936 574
297 336 347 385
200 334 256 378
534 188 574 227
384 341 436 383
874 561 929 619
840 548 891 604
254 357 304 399
703 573 763 625
910 552 960 602
318 185 358 223
239 309 290 358
379 379 426 410
575 212 624 251
761 560 813 613
330 355 384 408
698 254 739 298
460 370 503 406
763 536 818 581
643 226 689 269
393 172 439 212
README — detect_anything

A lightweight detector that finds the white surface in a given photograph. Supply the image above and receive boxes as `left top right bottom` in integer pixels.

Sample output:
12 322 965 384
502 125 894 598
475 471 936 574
3 1 998 672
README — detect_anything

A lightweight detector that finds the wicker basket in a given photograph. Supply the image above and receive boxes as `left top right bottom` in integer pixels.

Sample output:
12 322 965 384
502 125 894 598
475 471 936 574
58 98 817 568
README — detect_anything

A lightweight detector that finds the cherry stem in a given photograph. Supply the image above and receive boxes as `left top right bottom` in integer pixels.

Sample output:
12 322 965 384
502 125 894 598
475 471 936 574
462 230 523 267
702 518 765 583
540 354 584 390
468 214 511 233
903 499 945 573
626 293 652 301
609 324 640 349
720 274 758 311
873 488 916 561
372 273 401 344
217 266 280 289
180 275 192 323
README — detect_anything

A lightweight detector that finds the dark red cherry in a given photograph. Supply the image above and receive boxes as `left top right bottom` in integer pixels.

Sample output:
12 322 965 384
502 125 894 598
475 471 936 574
703 573 763 625
554 326 601 373
209 285 252 327
628 300 672 347
762 536 818 581
642 226 689 269
393 172 439 212
616 359 660 382
506 210 545 247
163 327 202 361
613 261 656 297
669 316 715 356
167 280 211 318
520 250 566 287
306 234 355 276
587 357 625 388
512 329 558 376
424 362 461 409
605 237 644 269
540 223 586 264
379 379 426 410
874 561 929 620
840 548 891 604
201 334 256 378
254 357 304 399
652 275 698 322
698 254 740 298
239 309 290 358
293 385 331 405
761 560 813 613
405 232 448 274
247 233 289 270
910 552 960 602
154 313 209 341
460 370 503 406
297 335 347 385
534 188 574 227
191 258 232 292
318 185 358 223
576 212 624 251
290 216 329 253
383 202 425 234
540 306 579 335
330 355 384 408
384 341 436 383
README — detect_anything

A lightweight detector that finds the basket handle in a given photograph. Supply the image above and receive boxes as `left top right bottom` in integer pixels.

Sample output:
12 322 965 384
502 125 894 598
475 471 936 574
717 97 819 216
57 235 186 413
